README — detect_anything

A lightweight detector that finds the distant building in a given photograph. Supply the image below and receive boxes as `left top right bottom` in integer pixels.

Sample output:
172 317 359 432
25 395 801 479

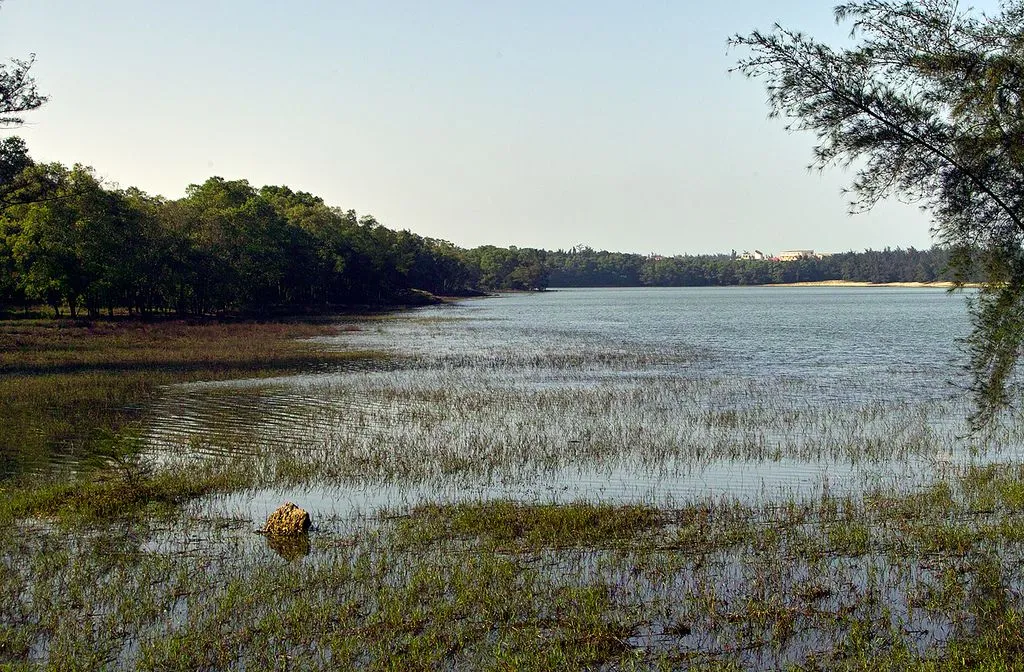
777 249 816 261
739 249 767 261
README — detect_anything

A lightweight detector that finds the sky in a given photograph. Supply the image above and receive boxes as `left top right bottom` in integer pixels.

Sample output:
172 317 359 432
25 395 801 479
0 1 992 255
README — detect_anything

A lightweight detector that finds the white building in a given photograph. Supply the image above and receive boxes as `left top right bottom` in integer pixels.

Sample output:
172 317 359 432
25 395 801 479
777 249 816 261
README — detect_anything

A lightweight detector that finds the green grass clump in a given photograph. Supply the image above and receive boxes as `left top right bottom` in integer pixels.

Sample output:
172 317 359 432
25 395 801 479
827 521 871 556
395 500 661 549
0 463 245 525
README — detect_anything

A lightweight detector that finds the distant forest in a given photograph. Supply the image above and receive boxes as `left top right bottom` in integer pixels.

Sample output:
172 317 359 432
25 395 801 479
545 246 971 288
0 138 976 317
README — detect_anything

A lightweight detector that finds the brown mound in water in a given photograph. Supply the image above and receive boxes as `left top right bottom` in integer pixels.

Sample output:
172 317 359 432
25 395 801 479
261 502 311 536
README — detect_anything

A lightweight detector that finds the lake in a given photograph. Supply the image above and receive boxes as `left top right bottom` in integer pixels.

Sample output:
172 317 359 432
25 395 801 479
139 286 1021 524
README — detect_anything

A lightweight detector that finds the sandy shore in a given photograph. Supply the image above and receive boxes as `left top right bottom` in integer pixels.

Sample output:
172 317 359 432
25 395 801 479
766 280 972 288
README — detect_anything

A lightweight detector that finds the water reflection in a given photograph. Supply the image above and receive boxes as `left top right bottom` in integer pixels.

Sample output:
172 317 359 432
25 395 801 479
265 533 311 562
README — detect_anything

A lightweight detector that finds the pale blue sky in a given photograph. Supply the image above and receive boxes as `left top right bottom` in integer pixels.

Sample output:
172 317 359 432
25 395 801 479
0 1 984 254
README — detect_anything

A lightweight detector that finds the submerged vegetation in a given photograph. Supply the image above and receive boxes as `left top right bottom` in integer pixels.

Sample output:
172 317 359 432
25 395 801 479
0 456 241 526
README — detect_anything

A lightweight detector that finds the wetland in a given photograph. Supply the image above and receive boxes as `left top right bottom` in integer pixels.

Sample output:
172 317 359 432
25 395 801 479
5 286 1024 670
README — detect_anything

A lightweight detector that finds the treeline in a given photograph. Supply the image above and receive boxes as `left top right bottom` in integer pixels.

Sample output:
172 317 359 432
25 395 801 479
0 138 974 317
0 138 491 316
544 246 972 287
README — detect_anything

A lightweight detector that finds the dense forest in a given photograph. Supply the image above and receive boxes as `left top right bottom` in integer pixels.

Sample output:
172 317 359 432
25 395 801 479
0 139 973 317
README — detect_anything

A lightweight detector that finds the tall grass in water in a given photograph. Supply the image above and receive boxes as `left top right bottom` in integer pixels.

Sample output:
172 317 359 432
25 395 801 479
147 361 990 495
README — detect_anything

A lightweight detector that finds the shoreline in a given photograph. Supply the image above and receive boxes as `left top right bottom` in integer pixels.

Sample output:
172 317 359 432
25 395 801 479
764 280 975 288
545 281 980 290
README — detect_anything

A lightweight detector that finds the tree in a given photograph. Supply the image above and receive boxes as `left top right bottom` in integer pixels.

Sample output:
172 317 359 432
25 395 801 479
180 177 292 312
0 136 30 183
0 54 45 128
0 2 46 129
731 0 1024 427
0 135 33 209
0 2 47 218
2 163 131 317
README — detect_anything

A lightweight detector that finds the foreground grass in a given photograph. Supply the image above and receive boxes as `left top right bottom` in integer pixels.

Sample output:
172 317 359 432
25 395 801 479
0 317 383 476
6 465 1024 669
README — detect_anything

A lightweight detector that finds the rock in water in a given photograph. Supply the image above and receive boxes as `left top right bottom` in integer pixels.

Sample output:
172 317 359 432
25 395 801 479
262 502 311 536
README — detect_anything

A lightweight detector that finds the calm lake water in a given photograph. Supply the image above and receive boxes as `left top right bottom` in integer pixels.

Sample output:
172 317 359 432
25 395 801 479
143 286 1015 524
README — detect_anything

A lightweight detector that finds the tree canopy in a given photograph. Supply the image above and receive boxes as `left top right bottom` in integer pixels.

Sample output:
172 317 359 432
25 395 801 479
731 0 1024 426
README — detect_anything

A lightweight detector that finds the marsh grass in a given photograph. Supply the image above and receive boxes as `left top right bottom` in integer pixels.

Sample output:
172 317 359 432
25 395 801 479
145 364 993 501
392 500 662 549
6 465 1024 669
0 317 385 477
0 456 248 525
133 309 1013 504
